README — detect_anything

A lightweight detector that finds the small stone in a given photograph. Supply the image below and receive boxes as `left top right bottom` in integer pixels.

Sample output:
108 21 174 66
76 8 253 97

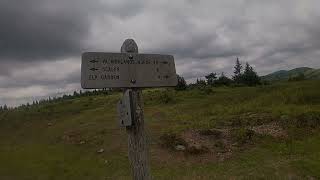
175 145 186 151
47 122 53 126
97 148 104 153
104 160 108 164
79 140 86 145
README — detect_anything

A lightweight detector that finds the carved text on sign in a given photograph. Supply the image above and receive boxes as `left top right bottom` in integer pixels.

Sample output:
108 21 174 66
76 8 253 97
81 52 177 88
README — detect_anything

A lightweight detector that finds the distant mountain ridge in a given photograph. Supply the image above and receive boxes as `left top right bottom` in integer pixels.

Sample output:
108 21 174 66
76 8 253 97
262 67 320 81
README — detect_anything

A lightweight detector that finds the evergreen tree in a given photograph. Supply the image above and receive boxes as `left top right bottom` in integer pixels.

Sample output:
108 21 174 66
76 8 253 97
73 91 79 97
175 74 187 90
242 62 261 86
3 104 8 111
196 78 206 86
232 57 243 83
205 72 217 86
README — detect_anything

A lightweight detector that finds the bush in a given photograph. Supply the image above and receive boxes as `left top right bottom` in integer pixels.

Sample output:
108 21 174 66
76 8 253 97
192 85 214 95
214 73 233 86
159 90 175 104
231 128 255 144
294 112 320 128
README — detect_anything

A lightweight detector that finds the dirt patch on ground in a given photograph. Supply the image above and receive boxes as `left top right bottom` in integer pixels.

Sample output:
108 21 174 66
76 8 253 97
159 128 234 162
159 122 287 162
61 130 84 144
182 129 234 161
251 122 287 138
182 129 231 153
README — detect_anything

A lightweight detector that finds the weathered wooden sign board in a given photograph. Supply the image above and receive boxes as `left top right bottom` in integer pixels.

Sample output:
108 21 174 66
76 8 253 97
81 52 177 88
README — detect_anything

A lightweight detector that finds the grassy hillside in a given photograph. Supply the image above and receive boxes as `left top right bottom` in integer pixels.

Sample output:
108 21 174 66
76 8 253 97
305 68 320 79
262 67 320 81
0 80 320 179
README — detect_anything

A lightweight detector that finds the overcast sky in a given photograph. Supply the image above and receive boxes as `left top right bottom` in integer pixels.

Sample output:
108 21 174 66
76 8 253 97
1 0 320 106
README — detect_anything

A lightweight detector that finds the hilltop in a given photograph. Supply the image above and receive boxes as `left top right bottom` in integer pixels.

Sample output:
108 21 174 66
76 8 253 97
0 80 320 179
262 67 320 81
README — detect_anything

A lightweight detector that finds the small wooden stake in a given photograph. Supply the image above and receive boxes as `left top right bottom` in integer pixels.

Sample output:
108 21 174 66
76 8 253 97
121 39 151 180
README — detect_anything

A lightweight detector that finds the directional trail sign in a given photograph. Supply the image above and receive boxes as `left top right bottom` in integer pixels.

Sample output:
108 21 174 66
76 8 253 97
81 39 177 180
81 52 178 88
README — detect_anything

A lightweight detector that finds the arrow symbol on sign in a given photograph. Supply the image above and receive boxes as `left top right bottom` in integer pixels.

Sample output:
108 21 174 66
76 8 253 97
90 60 98 63
90 68 99 71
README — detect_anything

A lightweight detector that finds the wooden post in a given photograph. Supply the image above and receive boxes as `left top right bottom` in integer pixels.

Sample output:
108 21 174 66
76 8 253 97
121 39 151 180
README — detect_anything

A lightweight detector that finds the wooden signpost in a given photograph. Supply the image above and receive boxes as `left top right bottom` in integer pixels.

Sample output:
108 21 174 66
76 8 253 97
81 39 177 180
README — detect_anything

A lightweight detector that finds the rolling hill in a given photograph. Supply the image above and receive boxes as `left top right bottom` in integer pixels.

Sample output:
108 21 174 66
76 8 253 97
262 67 320 81
0 80 320 179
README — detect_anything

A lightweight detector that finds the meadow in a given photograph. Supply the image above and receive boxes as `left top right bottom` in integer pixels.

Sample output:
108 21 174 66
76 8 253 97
0 80 319 179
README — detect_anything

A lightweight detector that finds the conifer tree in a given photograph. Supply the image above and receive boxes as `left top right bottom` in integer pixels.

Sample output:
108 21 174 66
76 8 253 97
175 74 187 90
242 62 260 86
196 78 206 86
3 104 8 111
232 57 243 83
205 72 217 86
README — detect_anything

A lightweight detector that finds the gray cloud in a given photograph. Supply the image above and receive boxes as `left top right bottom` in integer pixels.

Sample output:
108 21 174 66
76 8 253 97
1 0 320 106
0 58 80 88
0 0 98 61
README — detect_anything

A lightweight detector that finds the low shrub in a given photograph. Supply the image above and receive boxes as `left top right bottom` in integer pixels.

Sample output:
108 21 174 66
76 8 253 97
231 128 255 144
294 112 320 128
159 90 175 104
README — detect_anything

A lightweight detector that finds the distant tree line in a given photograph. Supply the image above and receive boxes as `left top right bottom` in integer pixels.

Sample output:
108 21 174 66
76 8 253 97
176 57 262 90
0 104 9 111
0 89 113 112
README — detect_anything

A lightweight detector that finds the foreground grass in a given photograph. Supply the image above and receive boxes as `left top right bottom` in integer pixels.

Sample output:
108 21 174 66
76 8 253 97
0 80 319 179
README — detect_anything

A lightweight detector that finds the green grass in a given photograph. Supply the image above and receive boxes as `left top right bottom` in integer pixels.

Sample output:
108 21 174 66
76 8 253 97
0 80 319 179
